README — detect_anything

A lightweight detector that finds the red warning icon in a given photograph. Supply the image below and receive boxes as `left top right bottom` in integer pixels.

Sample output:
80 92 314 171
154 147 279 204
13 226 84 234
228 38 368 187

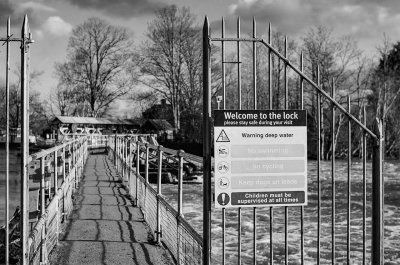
216 129 230 142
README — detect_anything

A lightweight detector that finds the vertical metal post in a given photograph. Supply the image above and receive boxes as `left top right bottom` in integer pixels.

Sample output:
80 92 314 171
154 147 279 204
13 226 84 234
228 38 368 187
331 79 336 265
54 150 58 196
237 17 241 109
362 106 367 265
253 16 257 109
62 147 66 182
178 150 184 217
299 51 304 265
221 17 226 110
252 18 257 265
20 15 30 265
372 119 383 265
40 157 46 262
202 16 212 265
145 143 149 183
284 35 289 265
236 17 242 265
268 23 272 109
221 18 226 265
136 141 140 206
5 16 10 265
347 96 352 264
317 66 321 265
177 150 184 265
114 133 117 167
157 145 163 244
268 26 274 264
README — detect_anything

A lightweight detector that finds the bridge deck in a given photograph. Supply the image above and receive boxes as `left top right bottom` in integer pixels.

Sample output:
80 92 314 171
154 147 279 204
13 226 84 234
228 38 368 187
49 152 172 265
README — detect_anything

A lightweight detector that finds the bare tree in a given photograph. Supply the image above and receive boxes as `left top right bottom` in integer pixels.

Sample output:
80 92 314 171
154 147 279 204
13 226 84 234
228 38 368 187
141 5 197 131
302 26 363 159
55 17 134 117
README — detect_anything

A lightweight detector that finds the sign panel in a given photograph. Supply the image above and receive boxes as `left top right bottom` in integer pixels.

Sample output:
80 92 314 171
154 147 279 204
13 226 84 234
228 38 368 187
214 110 307 208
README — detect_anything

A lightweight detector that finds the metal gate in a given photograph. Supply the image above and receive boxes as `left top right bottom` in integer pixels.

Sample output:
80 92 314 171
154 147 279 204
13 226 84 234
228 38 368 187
202 17 383 264
2 15 33 265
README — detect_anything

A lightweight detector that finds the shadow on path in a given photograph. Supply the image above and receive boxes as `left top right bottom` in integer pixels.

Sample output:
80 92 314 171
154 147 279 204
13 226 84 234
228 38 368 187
49 154 172 265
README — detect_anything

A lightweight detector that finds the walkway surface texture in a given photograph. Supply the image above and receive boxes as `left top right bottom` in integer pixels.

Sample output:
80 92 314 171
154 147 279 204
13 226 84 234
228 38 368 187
49 152 172 265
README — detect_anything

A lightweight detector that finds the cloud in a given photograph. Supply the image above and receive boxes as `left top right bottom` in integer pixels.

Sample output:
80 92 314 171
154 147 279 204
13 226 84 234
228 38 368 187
217 0 400 54
65 0 167 17
19 1 56 13
42 16 73 36
0 0 57 29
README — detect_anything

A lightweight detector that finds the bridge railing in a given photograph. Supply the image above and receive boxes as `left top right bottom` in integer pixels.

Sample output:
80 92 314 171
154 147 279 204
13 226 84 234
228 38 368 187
109 135 203 265
27 136 88 264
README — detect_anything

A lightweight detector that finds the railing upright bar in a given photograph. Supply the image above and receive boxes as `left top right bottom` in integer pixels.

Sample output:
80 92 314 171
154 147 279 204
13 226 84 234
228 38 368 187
268 22 274 265
222 16 226 109
221 16 226 265
347 96 352 264
20 15 30 264
5 16 10 265
135 141 140 206
362 106 367 265
300 51 304 265
114 133 117 168
284 35 289 265
268 23 272 109
157 145 163 244
54 150 58 196
317 67 321 265
253 17 257 265
203 17 212 265
178 150 184 217
236 17 243 265
331 79 336 264
145 144 149 183
40 156 46 263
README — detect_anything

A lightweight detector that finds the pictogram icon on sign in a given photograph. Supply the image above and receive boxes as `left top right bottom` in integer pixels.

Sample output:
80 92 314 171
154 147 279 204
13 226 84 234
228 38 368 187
217 193 230 206
217 145 229 158
217 177 230 189
216 129 230 142
217 162 229 173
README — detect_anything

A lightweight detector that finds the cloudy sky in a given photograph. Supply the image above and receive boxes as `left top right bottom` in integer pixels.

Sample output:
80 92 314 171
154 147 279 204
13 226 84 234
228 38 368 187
0 0 399 111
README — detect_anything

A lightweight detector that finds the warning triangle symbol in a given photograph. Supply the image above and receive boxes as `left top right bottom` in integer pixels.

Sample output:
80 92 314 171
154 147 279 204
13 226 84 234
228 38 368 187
216 129 230 142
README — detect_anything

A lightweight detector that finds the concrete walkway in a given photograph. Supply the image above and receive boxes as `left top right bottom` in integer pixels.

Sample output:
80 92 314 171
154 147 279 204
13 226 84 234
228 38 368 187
49 152 172 265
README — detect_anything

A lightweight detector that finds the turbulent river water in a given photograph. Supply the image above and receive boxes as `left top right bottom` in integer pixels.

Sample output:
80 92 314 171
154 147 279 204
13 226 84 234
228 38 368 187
158 160 400 264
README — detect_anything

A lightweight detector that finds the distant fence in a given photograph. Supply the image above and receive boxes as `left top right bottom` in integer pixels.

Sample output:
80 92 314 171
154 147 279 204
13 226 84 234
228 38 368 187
109 135 203 264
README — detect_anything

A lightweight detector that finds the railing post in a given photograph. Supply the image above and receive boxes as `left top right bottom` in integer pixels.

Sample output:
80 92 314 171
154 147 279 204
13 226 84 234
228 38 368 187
157 145 163 244
202 16 212 265
125 137 128 182
135 141 140 206
73 143 77 189
40 156 46 263
145 143 149 183
114 133 117 168
54 150 58 197
127 139 131 190
177 149 185 265
178 150 184 218
372 118 384 265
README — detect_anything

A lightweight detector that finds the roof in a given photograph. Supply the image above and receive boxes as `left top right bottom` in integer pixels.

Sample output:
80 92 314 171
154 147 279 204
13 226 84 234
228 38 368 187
144 119 174 131
53 116 143 126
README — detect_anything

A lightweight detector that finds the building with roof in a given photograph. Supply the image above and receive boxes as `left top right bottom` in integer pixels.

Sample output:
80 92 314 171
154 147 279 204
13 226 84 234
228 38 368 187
140 119 174 140
50 116 174 142
51 116 144 141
